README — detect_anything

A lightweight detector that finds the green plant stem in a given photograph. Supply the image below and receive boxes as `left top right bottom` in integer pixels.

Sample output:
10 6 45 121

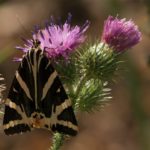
50 133 64 150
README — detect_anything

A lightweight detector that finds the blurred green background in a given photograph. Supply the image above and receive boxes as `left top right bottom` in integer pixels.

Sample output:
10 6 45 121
0 0 150 150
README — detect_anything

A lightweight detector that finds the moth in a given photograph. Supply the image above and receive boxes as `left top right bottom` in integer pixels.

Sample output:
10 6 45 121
3 40 78 136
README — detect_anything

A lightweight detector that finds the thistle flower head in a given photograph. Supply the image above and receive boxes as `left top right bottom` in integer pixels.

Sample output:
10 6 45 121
101 16 141 52
17 14 89 59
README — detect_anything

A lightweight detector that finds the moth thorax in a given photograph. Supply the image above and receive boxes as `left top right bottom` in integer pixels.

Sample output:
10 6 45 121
32 47 42 52
31 112 45 128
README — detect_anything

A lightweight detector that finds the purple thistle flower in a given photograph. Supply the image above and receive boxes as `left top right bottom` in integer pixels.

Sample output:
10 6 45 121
17 37 34 52
101 16 141 52
17 14 89 59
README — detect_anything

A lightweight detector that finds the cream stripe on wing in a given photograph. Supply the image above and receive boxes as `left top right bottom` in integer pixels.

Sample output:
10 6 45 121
55 99 72 115
16 71 32 100
5 98 30 122
5 98 25 115
3 120 26 129
37 54 43 70
31 50 38 109
45 61 51 70
41 71 57 100
5 98 18 110
44 99 78 131
57 120 78 131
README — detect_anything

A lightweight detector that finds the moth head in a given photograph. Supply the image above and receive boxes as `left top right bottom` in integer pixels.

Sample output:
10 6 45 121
32 39 41 49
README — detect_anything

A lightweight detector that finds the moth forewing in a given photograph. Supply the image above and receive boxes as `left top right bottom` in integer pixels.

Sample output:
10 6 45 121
3 47 78 136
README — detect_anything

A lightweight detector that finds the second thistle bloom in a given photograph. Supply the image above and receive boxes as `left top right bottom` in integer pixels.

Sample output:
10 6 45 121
101 16 141 52
17 14 89 59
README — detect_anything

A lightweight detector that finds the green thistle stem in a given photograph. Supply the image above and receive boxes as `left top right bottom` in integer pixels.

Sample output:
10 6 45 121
50 133 64 150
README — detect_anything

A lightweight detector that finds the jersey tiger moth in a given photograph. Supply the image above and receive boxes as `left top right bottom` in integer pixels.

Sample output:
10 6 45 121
3 41 78 136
